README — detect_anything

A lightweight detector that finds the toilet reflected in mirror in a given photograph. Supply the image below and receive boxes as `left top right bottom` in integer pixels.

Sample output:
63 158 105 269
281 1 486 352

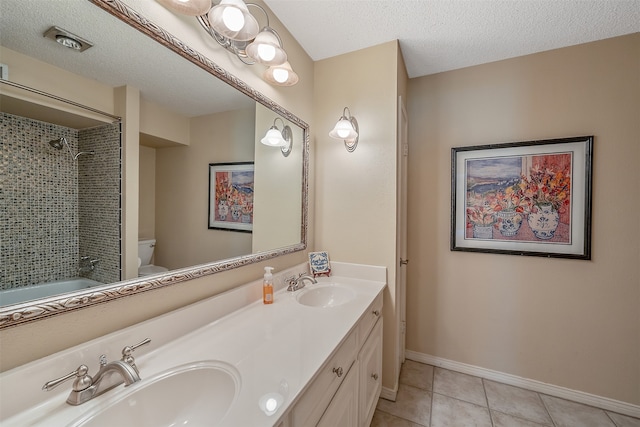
138 239 168 277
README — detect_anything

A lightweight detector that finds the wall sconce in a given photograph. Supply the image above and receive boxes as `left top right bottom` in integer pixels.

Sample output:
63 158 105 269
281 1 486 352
329 107 359 152
261 117 292 157
156 0 298 86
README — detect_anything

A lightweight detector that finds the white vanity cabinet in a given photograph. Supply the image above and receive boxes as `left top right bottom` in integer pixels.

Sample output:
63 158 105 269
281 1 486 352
0 263 387 427
286 293 383 427
359 317 383 427
317 359 360 426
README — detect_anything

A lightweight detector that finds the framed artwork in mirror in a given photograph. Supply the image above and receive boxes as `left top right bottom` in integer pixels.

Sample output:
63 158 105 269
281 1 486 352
451 136 593 259
208 162 255 232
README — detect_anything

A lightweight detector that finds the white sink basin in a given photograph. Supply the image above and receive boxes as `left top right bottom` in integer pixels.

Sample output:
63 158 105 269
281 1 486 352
296 284 356 308
72 361 240 427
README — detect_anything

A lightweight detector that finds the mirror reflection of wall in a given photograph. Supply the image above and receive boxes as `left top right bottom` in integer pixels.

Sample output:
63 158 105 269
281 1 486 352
253 103 304 253
138 106 257 272
137 103 305 273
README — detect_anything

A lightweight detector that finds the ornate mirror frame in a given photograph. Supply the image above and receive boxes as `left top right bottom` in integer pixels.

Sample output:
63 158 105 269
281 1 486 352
0 0 309 329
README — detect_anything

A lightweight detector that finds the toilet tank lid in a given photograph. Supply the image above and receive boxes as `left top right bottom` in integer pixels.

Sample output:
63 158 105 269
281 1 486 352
138 238 156 245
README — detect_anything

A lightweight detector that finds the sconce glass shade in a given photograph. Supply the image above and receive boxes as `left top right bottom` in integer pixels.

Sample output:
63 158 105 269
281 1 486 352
246 28 287 66
329 107 359 152
263 61 299 86
156 0 211 16
329 119 358 140
208 0 259 41
261 118 293 157
261 127 287 147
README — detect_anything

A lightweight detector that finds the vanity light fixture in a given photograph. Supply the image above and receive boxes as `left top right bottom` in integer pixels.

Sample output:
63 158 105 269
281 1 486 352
208 0 259 41
155 0 210 16
329 107 359 152
263 61 299 87
245 27 287 66
43 26 93 52
155 0 298 85
261 117 293 157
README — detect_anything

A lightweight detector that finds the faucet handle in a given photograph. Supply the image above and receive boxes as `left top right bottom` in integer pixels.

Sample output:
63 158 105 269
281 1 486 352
122 338 151 356
42 365 92 392
121 338 151 372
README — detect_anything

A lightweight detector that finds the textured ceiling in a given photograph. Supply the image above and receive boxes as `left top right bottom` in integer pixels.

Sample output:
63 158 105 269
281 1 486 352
263 0 640 78
1 0 638 122
0 0 252 120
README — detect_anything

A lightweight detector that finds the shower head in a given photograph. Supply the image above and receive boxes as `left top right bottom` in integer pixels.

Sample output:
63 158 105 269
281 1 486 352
48 137 66 150
47 136 95 161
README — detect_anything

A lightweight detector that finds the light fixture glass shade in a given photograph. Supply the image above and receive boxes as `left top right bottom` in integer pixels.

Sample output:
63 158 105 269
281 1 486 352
156 0 211 16
208 0 259 41
263 61 299 86
329 107 359 152
246 28 287 66
329 118 358 141
261 127 287 147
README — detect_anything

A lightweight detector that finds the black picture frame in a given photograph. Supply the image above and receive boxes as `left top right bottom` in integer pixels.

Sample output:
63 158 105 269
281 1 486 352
451 136 593 259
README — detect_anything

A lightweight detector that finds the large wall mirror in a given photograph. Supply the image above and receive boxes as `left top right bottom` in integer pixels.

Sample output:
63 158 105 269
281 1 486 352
0 0 308 327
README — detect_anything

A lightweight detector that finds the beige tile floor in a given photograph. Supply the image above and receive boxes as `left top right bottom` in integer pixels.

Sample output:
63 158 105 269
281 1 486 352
372 360 640 427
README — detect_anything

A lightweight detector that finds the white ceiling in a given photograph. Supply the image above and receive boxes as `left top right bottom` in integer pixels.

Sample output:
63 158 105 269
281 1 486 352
263 0 640 78
1 0 637 124
0 0 252 120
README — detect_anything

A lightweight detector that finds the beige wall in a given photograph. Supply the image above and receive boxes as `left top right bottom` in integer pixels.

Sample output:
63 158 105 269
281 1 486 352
115 85 141 280
139 98 190 146
253 104 304 253
0 0 314 371
406 34 640 405
314 41 402 392
155 108 255 269
139 145 157 240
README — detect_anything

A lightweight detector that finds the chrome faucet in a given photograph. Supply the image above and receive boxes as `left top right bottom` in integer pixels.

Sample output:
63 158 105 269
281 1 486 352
78 256 100 274
286 274 317 292
43 338 150 405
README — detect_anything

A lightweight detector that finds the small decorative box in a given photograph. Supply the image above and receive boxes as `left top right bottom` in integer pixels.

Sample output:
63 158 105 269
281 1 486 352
308 251 331 277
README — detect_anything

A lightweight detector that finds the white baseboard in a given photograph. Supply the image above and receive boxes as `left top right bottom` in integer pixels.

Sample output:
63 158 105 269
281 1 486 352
380 386 397 401
405 350 640 419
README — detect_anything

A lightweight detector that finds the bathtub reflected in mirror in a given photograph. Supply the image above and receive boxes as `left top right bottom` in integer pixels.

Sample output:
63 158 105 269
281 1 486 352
0 278 103 307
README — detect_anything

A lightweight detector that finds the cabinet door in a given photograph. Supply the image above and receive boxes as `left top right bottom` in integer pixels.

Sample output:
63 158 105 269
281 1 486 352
317 360 359 427
359 318 383 427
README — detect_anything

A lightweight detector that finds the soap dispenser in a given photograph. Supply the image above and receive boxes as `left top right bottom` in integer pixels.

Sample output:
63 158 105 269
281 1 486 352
263 266 274 304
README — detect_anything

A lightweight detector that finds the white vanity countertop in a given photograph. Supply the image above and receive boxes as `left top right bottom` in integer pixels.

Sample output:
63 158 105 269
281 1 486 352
0 262 386 426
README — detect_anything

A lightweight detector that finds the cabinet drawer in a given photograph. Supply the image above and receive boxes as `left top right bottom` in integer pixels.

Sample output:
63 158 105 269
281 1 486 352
292 330 358 426
358 293 383 346
359 318 383 427
317 359 359 427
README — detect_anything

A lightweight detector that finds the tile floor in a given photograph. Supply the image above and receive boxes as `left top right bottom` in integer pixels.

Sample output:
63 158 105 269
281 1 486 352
371 360 640 427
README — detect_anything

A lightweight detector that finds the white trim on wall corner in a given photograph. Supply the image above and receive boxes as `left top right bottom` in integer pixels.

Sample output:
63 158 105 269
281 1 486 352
405 350 640 419
380 386 397 402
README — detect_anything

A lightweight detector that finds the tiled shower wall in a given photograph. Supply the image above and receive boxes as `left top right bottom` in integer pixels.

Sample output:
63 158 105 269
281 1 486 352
1 112 121 289
79 124 121 284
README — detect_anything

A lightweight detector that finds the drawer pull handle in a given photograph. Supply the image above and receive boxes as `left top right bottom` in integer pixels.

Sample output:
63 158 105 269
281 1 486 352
332 367 343 378
372 310 380 316
371 373 379 381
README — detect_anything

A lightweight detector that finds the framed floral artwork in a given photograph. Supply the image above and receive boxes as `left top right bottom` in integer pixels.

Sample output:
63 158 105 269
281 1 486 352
208 162 254 232
451 136 593 259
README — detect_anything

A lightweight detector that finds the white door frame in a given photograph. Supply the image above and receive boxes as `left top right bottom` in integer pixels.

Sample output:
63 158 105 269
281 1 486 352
396 96 409 372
